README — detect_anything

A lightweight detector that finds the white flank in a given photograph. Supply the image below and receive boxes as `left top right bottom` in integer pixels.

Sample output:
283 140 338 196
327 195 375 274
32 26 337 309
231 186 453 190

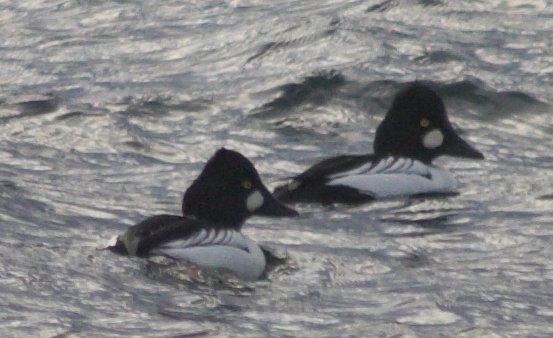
154 229 266 280
327 157 456 198
423 129 444 149
246 190 264 212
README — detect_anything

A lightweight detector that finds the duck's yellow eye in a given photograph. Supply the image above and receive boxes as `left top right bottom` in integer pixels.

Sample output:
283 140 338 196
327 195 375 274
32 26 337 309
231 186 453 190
242 180 253 190
420 118 430 128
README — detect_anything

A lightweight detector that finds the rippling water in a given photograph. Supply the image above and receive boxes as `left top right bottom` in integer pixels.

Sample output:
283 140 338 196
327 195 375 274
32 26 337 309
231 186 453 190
2 0 553 336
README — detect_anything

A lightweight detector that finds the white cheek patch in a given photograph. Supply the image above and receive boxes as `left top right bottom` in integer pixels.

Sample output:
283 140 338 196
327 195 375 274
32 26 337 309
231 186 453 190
423 129 444 149
246 190 264 212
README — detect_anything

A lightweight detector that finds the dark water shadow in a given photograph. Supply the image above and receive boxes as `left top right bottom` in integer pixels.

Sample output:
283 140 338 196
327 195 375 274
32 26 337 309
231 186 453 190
253 77 546 126
438 80 548 120
0 95 60 123
414 50 467 64
118 96 212 117
251 70 346 119
246 19 339 64
367 0 444 13
54 111 105 122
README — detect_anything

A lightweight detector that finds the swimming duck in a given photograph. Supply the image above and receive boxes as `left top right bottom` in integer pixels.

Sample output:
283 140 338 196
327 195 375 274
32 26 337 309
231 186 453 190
274 83 484 204
109 148 298 280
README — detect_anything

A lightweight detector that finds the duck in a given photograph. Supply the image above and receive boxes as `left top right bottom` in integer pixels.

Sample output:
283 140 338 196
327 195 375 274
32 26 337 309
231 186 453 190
109 148 298 280
273 83 484 205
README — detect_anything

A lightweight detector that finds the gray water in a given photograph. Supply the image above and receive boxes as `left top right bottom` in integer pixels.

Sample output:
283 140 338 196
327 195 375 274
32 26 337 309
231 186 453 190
1 0 553 337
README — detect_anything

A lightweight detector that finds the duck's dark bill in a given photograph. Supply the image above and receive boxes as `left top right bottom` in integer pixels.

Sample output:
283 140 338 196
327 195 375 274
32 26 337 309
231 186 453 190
255 191 299 217
446 133 484 159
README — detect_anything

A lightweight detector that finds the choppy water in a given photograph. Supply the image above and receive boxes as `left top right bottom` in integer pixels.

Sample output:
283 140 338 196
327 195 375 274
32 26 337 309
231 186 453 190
1 0 553 336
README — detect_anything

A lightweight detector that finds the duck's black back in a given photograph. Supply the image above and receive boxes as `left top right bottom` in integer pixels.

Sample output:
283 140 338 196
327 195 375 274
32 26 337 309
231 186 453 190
273 154 376 204
108 215 202 256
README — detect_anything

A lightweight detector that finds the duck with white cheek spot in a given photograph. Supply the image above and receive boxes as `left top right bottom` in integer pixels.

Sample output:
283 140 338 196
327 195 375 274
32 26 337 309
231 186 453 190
274 83 485 205
109 148 298 281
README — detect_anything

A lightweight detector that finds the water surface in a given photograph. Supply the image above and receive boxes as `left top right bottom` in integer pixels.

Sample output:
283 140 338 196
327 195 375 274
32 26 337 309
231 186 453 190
1 0 553 337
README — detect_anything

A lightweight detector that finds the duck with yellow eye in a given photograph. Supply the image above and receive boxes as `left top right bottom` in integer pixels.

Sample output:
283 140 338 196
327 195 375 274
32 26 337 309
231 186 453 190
109 148 298 280
242 179 266 213
274 83 484 205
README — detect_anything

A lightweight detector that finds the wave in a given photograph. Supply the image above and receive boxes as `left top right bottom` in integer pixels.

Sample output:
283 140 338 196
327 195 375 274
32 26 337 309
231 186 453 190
367 0 444 13
253 76 547 122
0 94 60 123
246 19 339 64
252 70 346 119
